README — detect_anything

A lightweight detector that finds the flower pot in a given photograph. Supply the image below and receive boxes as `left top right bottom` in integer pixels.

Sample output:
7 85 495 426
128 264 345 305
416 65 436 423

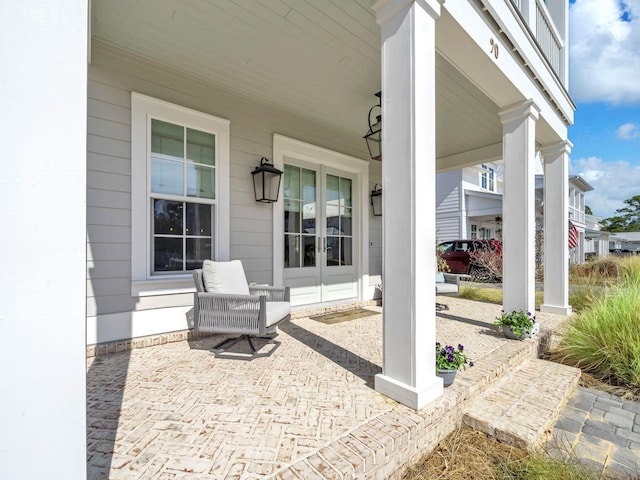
501 323 539 340
437 369 457 387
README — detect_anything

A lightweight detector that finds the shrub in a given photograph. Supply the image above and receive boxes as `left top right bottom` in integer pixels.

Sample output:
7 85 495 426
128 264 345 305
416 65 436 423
469 250 502 282
554 287 640 387
437 254 450 273
569 257 621 286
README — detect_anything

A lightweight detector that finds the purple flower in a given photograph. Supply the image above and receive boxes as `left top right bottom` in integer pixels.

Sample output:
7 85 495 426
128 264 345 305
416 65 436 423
447 354 455 363
458 344 464 352
469 361 475 367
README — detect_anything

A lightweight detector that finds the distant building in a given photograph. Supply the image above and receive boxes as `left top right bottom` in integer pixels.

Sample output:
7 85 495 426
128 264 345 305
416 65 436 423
584 214 611 260
610 232 640 254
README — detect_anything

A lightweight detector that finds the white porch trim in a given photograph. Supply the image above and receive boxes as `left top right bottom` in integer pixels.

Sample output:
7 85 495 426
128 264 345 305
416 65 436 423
540 140 572 316
87 307 193 345
499 100 539 314
373 0 444 410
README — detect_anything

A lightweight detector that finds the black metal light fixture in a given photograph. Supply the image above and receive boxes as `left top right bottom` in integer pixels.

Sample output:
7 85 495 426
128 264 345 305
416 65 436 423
370 184 382 216
252 157 283 203
363 91 382 161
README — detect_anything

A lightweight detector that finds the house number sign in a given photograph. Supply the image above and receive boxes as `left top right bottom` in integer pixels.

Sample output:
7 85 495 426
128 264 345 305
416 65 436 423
490 38 499 59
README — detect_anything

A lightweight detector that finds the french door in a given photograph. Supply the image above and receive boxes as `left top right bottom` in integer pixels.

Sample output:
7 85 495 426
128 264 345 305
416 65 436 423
283 163 358 305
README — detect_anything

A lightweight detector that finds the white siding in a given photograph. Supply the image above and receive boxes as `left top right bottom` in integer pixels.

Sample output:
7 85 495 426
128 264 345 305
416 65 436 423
368 162 383 285
436 170 462 241
87 45 372 341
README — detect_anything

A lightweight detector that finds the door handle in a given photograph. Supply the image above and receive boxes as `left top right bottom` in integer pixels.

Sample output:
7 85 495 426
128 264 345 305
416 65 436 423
323 237 327 253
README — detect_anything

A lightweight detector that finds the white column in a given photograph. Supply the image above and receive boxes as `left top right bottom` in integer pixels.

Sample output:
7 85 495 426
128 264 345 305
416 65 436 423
373 0 443 410
0 2 87 478
540 140 572 315
499 100 539 315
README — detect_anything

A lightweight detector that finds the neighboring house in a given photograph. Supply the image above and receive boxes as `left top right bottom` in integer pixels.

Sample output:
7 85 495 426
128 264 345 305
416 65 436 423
565 175 595 263
437 167 598 264
610 232 640 253
584 214 611 260
436 162 504 242
4 1 576 473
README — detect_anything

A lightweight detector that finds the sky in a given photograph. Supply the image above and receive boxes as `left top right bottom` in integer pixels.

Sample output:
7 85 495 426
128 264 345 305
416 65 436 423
568 0 640 218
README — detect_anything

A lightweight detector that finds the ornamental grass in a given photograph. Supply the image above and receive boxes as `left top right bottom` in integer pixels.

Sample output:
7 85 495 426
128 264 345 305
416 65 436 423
553 286 640 387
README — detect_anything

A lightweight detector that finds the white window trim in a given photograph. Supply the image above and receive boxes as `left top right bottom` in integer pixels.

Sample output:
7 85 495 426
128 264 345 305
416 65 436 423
480 164 496 192
131 92 230 296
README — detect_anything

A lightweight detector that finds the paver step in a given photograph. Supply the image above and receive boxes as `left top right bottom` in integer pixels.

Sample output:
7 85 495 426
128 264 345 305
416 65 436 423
463 358 581 451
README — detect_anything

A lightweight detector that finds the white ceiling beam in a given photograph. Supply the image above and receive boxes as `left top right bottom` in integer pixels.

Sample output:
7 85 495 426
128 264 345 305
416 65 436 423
436 142 502 172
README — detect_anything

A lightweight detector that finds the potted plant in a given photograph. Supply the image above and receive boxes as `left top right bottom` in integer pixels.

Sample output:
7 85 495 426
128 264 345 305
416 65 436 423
435 343 473 387
495 310 539 340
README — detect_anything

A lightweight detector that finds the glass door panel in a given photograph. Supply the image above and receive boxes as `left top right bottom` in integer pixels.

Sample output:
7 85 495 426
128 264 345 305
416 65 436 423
284 165 316 269
325 175 352 267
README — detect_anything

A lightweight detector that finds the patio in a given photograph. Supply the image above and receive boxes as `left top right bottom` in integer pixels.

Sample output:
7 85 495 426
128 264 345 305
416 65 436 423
87 297 570 479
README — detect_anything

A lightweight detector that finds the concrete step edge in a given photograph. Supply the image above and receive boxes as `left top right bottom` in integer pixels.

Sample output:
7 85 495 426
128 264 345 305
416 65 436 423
462 358 581 451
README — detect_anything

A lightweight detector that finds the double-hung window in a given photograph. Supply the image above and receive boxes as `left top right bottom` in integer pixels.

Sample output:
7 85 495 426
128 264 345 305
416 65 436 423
481 164 495 192
131 93 230 293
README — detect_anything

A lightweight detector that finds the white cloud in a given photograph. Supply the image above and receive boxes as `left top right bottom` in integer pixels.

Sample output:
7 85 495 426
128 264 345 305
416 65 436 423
570 0 640 104
570 156 640 217
617 122 640 139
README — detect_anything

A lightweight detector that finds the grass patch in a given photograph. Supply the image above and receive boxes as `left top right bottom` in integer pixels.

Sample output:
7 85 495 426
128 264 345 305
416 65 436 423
458 287 544 308
403 428 603 480
459 286 503 305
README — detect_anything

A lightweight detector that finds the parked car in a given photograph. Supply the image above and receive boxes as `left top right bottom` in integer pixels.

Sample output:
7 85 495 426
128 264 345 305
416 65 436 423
437 239 502 277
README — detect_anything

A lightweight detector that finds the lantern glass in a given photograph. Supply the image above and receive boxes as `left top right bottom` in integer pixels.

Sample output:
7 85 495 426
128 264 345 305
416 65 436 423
370 185 382 216
364 115 382 161
252 158 283 203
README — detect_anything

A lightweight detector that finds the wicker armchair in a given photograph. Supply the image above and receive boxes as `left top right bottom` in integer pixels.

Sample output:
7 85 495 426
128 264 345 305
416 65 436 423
193 260 291 353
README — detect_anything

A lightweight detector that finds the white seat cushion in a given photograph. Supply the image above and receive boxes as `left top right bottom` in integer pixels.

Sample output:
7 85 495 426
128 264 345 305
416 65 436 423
202 260 250 295
266 301 291 327
436 283 458 294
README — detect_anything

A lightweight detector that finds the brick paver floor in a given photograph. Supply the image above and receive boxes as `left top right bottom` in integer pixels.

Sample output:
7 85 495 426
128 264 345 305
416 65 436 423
87 297 570 479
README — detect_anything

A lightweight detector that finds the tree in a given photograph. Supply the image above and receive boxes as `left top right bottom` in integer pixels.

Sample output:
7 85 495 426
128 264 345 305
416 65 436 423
601 195 640 232
585 205 593 215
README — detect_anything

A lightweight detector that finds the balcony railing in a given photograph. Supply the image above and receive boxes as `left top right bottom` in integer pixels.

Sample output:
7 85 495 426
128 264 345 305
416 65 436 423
509 0 563 80
535 1 561 75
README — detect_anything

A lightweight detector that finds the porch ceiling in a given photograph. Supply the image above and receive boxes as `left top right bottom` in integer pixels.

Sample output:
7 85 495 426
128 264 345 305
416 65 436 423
92 0 502 161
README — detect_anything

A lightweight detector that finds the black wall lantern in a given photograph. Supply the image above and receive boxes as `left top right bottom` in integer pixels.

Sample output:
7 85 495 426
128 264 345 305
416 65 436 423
370 184 382 216
363 91 382 161
252 157 283 203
